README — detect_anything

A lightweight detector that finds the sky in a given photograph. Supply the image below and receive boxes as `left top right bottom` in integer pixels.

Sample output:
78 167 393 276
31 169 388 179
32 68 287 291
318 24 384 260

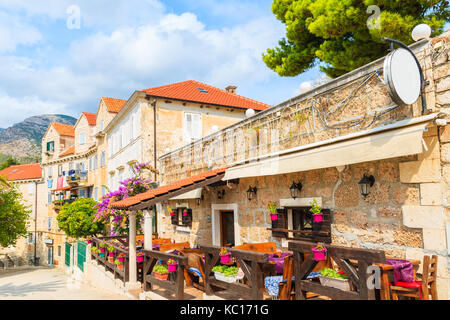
0 0 324 128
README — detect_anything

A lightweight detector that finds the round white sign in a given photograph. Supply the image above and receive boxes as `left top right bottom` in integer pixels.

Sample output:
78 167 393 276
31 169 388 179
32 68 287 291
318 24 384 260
383 48 422 106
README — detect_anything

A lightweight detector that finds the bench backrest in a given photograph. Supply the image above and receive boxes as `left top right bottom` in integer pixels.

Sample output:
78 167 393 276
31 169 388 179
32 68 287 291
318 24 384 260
233 242 278 254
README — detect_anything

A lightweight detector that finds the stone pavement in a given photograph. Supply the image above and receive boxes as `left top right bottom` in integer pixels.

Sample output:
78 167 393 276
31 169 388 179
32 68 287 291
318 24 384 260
0 267 130 300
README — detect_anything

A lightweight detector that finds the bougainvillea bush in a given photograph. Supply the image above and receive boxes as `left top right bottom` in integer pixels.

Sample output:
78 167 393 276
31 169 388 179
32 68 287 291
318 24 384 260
93 161 156 236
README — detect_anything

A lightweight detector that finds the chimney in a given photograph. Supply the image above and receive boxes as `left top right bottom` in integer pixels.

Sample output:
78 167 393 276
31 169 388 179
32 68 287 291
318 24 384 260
225 85 237 94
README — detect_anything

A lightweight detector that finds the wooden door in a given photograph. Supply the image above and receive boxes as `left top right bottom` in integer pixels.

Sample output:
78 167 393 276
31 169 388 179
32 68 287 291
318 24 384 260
220 211 235 247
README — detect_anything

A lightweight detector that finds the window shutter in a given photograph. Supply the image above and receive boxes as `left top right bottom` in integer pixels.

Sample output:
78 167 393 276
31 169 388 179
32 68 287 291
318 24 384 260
48 192 52 204
184 113 192 142
271 208 288 238
48 217 52 230
171 208 179 226
181 208 193 227
193 114 202 140
28 183 35 195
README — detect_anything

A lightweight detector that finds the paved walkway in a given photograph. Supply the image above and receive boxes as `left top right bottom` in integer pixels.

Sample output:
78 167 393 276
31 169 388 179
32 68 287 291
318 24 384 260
0 267 130 300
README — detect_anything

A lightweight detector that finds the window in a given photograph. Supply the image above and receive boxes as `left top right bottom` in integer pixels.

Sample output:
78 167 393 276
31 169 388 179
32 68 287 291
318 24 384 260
101 152 106 168
69 162 74 171
47 217 52 230
47 166 53 178
80 132 86 145
79 189 86 198
28 183 35 195
89 157 92 171
93 155 98 170
100 120 104 131
26 233 35 245
118 129 123 150
58 165 63 177
58 246 61 257
109 135 114 156
46 141 55 152
94 187 98 201
102 186 106 197
184 113 202 142
171 208 192 227
48 192 52 204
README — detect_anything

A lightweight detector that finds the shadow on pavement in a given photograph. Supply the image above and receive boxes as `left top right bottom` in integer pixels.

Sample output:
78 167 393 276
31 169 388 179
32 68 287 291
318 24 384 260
0 279 65 297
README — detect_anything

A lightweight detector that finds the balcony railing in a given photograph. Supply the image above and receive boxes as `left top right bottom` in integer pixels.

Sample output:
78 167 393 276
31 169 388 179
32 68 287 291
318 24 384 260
66 170 88 184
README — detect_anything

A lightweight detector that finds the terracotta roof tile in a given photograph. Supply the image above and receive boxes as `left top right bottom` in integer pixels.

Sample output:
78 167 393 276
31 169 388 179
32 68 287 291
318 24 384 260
111 167 227 209
59 146 75 158
51 122 75 137
142 80 270 111
82 112 97 126
0 163 42 181
102 97 127 113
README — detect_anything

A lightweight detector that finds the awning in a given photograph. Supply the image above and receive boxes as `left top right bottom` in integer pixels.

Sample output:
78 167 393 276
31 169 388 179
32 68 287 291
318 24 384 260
51 186 72 193
111 168 226 210
169 188 202 200
224 114 438 181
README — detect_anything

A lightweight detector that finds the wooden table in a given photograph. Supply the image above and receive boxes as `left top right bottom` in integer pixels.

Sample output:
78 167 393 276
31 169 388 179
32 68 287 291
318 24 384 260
374 259 421 300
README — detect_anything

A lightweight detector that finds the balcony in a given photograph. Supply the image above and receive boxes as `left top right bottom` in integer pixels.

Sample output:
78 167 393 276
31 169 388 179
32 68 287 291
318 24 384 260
53 199 76 212
66 170 88 186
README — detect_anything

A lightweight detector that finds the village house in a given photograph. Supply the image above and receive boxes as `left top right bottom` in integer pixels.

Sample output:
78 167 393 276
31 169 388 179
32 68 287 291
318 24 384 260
0 163 47 266
106 31 450 300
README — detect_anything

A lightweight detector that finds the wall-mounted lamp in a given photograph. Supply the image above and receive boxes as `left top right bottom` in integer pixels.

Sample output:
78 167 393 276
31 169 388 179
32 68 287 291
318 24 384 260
290 182 303 199
246 186 257 201
217 190 225 200
197 195 204 206
358 174 375 198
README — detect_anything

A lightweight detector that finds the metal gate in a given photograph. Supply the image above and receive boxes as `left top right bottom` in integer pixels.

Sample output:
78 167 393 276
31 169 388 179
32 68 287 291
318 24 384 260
65 242 72 267
76 240 87 271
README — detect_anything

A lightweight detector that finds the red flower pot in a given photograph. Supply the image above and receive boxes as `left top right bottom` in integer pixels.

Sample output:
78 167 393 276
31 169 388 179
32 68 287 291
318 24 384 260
117 264 124 271
270 213 278 221
108 257 114 263
137 256 144 263
313 213 323 223
170 212 175 217
109 252 114 257
118 257 125 263
154 272 169 281
220 253 231 264
99 248 105 253
183 212 188 217
312 248 327 261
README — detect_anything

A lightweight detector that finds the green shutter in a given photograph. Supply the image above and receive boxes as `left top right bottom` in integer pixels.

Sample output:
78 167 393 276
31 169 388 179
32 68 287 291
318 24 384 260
76 240 87 271
65 242 72 267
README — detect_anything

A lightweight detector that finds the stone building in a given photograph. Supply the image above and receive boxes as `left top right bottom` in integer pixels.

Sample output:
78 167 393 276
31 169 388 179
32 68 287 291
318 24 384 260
112 31 450 299
0 163 47 266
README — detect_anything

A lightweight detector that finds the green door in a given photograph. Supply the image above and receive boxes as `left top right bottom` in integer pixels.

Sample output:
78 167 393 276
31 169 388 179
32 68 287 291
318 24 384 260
77 240 87 272
65 242 72 267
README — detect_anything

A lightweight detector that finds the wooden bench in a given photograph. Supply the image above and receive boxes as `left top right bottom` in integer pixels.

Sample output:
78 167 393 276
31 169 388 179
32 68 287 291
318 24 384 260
233 242 280 255
152 238 172 245
159 242 190 252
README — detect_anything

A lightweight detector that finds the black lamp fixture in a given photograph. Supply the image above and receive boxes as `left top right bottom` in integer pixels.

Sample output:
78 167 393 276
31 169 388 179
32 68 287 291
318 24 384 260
197 194 204 206
358 174 375 198
246 186 257 201
217 190 225 200
290 182 303 199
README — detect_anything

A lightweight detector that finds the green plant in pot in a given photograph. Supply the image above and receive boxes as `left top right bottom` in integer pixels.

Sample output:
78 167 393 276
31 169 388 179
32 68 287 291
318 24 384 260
114 258 124 271
153 264 169 281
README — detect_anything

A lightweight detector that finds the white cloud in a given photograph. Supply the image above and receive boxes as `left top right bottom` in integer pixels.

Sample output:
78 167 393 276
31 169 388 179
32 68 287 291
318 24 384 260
0 94 69 127
0 11 41 53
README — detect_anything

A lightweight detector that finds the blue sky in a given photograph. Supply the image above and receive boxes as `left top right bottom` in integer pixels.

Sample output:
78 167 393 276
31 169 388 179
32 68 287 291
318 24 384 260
0 1 445 128
0 0 324 128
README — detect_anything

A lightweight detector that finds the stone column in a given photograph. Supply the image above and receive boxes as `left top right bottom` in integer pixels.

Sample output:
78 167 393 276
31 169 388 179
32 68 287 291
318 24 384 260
128 211 137 283
144 209 153 250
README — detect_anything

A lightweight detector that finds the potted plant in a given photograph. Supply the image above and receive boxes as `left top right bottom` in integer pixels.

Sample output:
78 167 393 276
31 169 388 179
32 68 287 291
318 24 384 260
107 245 115 263
137 251 144 263
167 258 178 272
153 264 169 281
219 248 231 264
183 209 189 217
99 242 106 258
268 201 278 221
319 268 354 291
117 252 125 263
312 243 327 261
310 198 323 223
168 206 175 217
212 265 242 283
114 258 124 271
91 246 98 255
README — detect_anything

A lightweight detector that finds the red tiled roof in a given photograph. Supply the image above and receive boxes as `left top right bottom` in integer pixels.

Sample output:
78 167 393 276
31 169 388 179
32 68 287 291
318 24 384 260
82 112 97 126
142 80 270 111
111 168 227 209
102 97 127 113
52 122 75 137
0 163 42 181
59 146 75 158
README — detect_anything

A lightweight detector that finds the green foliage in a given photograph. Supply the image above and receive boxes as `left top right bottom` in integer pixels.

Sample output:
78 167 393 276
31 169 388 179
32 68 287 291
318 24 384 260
320 268 349 279
310 198 322 215
56 198 105 239
0 188 30 247
263 0 449 78
212 265 239 277
153 264 169 274
0 157 20 170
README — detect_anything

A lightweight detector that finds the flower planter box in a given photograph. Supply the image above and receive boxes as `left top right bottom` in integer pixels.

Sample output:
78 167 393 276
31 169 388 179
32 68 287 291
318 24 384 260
154 272 169 281
108 257 114 263
214 272 244 283
319 275 353 291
